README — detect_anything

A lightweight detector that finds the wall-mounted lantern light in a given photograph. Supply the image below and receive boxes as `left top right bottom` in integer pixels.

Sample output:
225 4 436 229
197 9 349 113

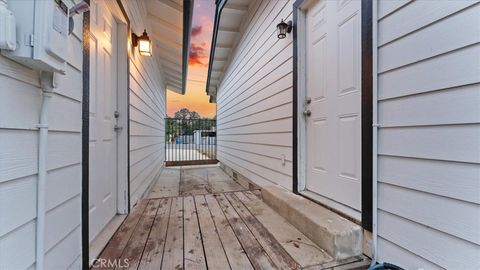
132 29 152 56
277 19 292 39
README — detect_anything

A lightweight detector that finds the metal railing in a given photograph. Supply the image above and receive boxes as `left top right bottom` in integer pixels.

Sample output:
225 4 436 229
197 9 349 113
165 118 217 166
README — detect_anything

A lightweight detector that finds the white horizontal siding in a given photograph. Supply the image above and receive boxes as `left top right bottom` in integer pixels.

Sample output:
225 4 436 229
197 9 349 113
122 0 167 206
216 0 294 190
377 0 477 46
377 0 411 20
379 184 479 245
0 175 36 238
377 237 442 270
378 84 480 127
378 156 480 205
44 226 82 270
0 1 169 267
378 4 480 73
376 1 480 268
0 220 36 269
0 0 83 267
378 210 479 269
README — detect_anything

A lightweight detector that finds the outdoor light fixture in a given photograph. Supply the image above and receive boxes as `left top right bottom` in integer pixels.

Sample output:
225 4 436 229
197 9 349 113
132 29 152 56
277 19 292 39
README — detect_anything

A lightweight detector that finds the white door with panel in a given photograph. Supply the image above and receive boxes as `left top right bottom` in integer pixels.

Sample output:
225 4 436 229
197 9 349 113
89 0 119 242
302 0 362 215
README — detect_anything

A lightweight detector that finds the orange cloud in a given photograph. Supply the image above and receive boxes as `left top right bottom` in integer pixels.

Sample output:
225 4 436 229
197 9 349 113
168 0 216 119
189 41 209 67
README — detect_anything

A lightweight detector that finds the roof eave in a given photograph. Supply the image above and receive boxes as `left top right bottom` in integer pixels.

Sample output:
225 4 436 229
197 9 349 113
205 0 228 96
182 0 195 95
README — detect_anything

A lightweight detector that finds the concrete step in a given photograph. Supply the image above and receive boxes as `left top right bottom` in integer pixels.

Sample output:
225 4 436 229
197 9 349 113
261 185 363 260
235 191 334 268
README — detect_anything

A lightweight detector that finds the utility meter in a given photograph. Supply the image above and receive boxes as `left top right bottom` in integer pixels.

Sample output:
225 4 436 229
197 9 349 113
1 0 69 73
0 0 16 50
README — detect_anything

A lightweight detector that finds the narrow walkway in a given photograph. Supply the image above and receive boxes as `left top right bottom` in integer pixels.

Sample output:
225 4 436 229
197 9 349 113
95 166 369 269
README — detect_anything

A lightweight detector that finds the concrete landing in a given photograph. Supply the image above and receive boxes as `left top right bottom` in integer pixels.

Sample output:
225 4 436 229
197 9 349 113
261 185 363 260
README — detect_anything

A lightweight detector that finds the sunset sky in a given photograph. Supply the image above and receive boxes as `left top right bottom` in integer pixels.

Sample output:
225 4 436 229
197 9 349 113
166 0 217 118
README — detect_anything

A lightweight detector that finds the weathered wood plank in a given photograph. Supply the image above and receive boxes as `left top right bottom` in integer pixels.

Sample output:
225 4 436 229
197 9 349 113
239 191 333 268
225 193 297 269
194 195 231 270
215 193 277 269
139 198 172 269
98 200 149 262
183 196 207 269
161 197 184 270
119 199 161 269
204 194 253 270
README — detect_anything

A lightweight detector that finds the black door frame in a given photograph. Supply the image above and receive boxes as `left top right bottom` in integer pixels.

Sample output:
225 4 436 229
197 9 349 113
81 0 131 267
292 0 373 231
81 4 91 267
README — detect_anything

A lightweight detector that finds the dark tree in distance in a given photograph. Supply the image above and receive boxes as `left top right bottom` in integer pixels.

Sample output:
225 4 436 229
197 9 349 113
166 108 216 141
174 108 201 119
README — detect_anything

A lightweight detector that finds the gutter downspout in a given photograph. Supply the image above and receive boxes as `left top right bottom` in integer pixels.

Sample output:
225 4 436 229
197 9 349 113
370 0 379 267
36 72 55 270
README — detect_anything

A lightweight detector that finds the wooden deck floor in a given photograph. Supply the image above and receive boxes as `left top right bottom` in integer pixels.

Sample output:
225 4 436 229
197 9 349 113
96 191 299 269
94 166 369 269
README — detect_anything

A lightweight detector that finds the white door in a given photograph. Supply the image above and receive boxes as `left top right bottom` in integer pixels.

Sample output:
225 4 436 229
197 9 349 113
89 0 118 242
302 0 362 215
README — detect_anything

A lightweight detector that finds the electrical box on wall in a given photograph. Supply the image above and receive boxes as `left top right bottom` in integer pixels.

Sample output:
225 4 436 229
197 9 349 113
1 0 69 74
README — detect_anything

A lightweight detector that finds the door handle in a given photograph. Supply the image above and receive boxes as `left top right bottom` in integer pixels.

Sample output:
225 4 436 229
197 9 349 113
305 97 312 105
114 125 123 131
303 110 311 117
